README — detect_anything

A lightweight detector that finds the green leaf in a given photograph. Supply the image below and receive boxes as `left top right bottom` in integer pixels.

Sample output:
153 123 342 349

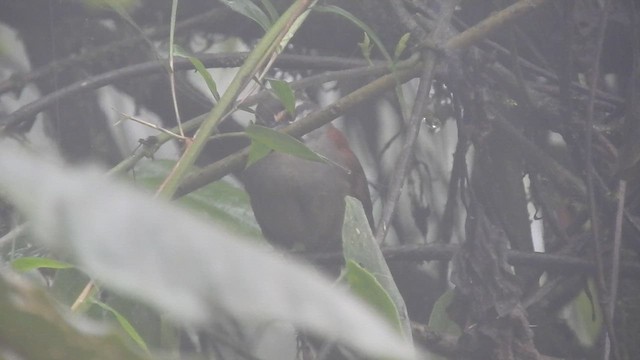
259 0 279 23
428 289 461 336
394 33 411 61
156 0 318 199
11 256 73 272
342 196 413 342
131 159 262 239
220 0 272 32
346 260 402 333
561 278 603 347
95 294 164 350
173 45 221 101
0 145 414 360
268 79 296 117
246 140 273 168
245 124 326 163
275 2 316 57
82 0 139 11
425 289 461 360
92 299 150 353
314 5 393 63
358 32 373 64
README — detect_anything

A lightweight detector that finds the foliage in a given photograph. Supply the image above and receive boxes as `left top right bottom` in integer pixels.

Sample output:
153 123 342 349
2 0 640 359
0 145 412 360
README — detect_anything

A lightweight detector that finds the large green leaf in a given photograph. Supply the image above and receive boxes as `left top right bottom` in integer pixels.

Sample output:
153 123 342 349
342 196 413 342
561 278 603 347
245 124 327 164
0 145 414 360
426 289 461 360
345 260 402 333
428 289 460 337
131 159 262 239
246 140 274 168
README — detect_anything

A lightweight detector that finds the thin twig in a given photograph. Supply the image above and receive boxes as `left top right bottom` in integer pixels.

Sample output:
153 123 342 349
168 0 184 137
0 8 225 96
446 0 548 50
114 110 189 140
0 53 374 134
390 1 429 40
582 0 620 358
305 244 640 279
506 20 534 108
0 223 28 248
609 180 626 319
452 14 625 108
70 280 95 312
438 118 468 245
175 0 552 200
174 63 423 197
374 0 551 244
107 62 404 176
490 111 586 200
375 0 457 244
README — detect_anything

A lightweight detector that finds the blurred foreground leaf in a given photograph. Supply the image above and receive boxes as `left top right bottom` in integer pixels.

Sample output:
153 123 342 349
0 145 414 360
0 271 148 360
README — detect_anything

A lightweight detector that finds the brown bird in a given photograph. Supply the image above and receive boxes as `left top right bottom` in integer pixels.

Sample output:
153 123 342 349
241 97 373 253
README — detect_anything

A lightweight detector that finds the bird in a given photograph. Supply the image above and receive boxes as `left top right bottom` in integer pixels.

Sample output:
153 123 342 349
241 96 374 255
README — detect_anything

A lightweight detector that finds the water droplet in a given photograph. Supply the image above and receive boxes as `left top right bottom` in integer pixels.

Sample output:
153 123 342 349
423 115 442 133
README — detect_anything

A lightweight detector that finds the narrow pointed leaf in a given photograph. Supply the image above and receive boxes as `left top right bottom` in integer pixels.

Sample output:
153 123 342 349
314 5 392 62
394 33 411 61
11 257 73 272
346 260 402 333
245 124 325 162
259 0 279 23
246 140 273 167
220 0 272 32
268 79 296 117
92 299 150 353
173 45 220 101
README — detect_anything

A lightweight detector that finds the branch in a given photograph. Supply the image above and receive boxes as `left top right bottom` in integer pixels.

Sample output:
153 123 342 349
446 0 548 50
0 8 226 96
306 244 640 279
106 60 408 176
0 53 373 134
174 61 422 197
375 0 457 243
